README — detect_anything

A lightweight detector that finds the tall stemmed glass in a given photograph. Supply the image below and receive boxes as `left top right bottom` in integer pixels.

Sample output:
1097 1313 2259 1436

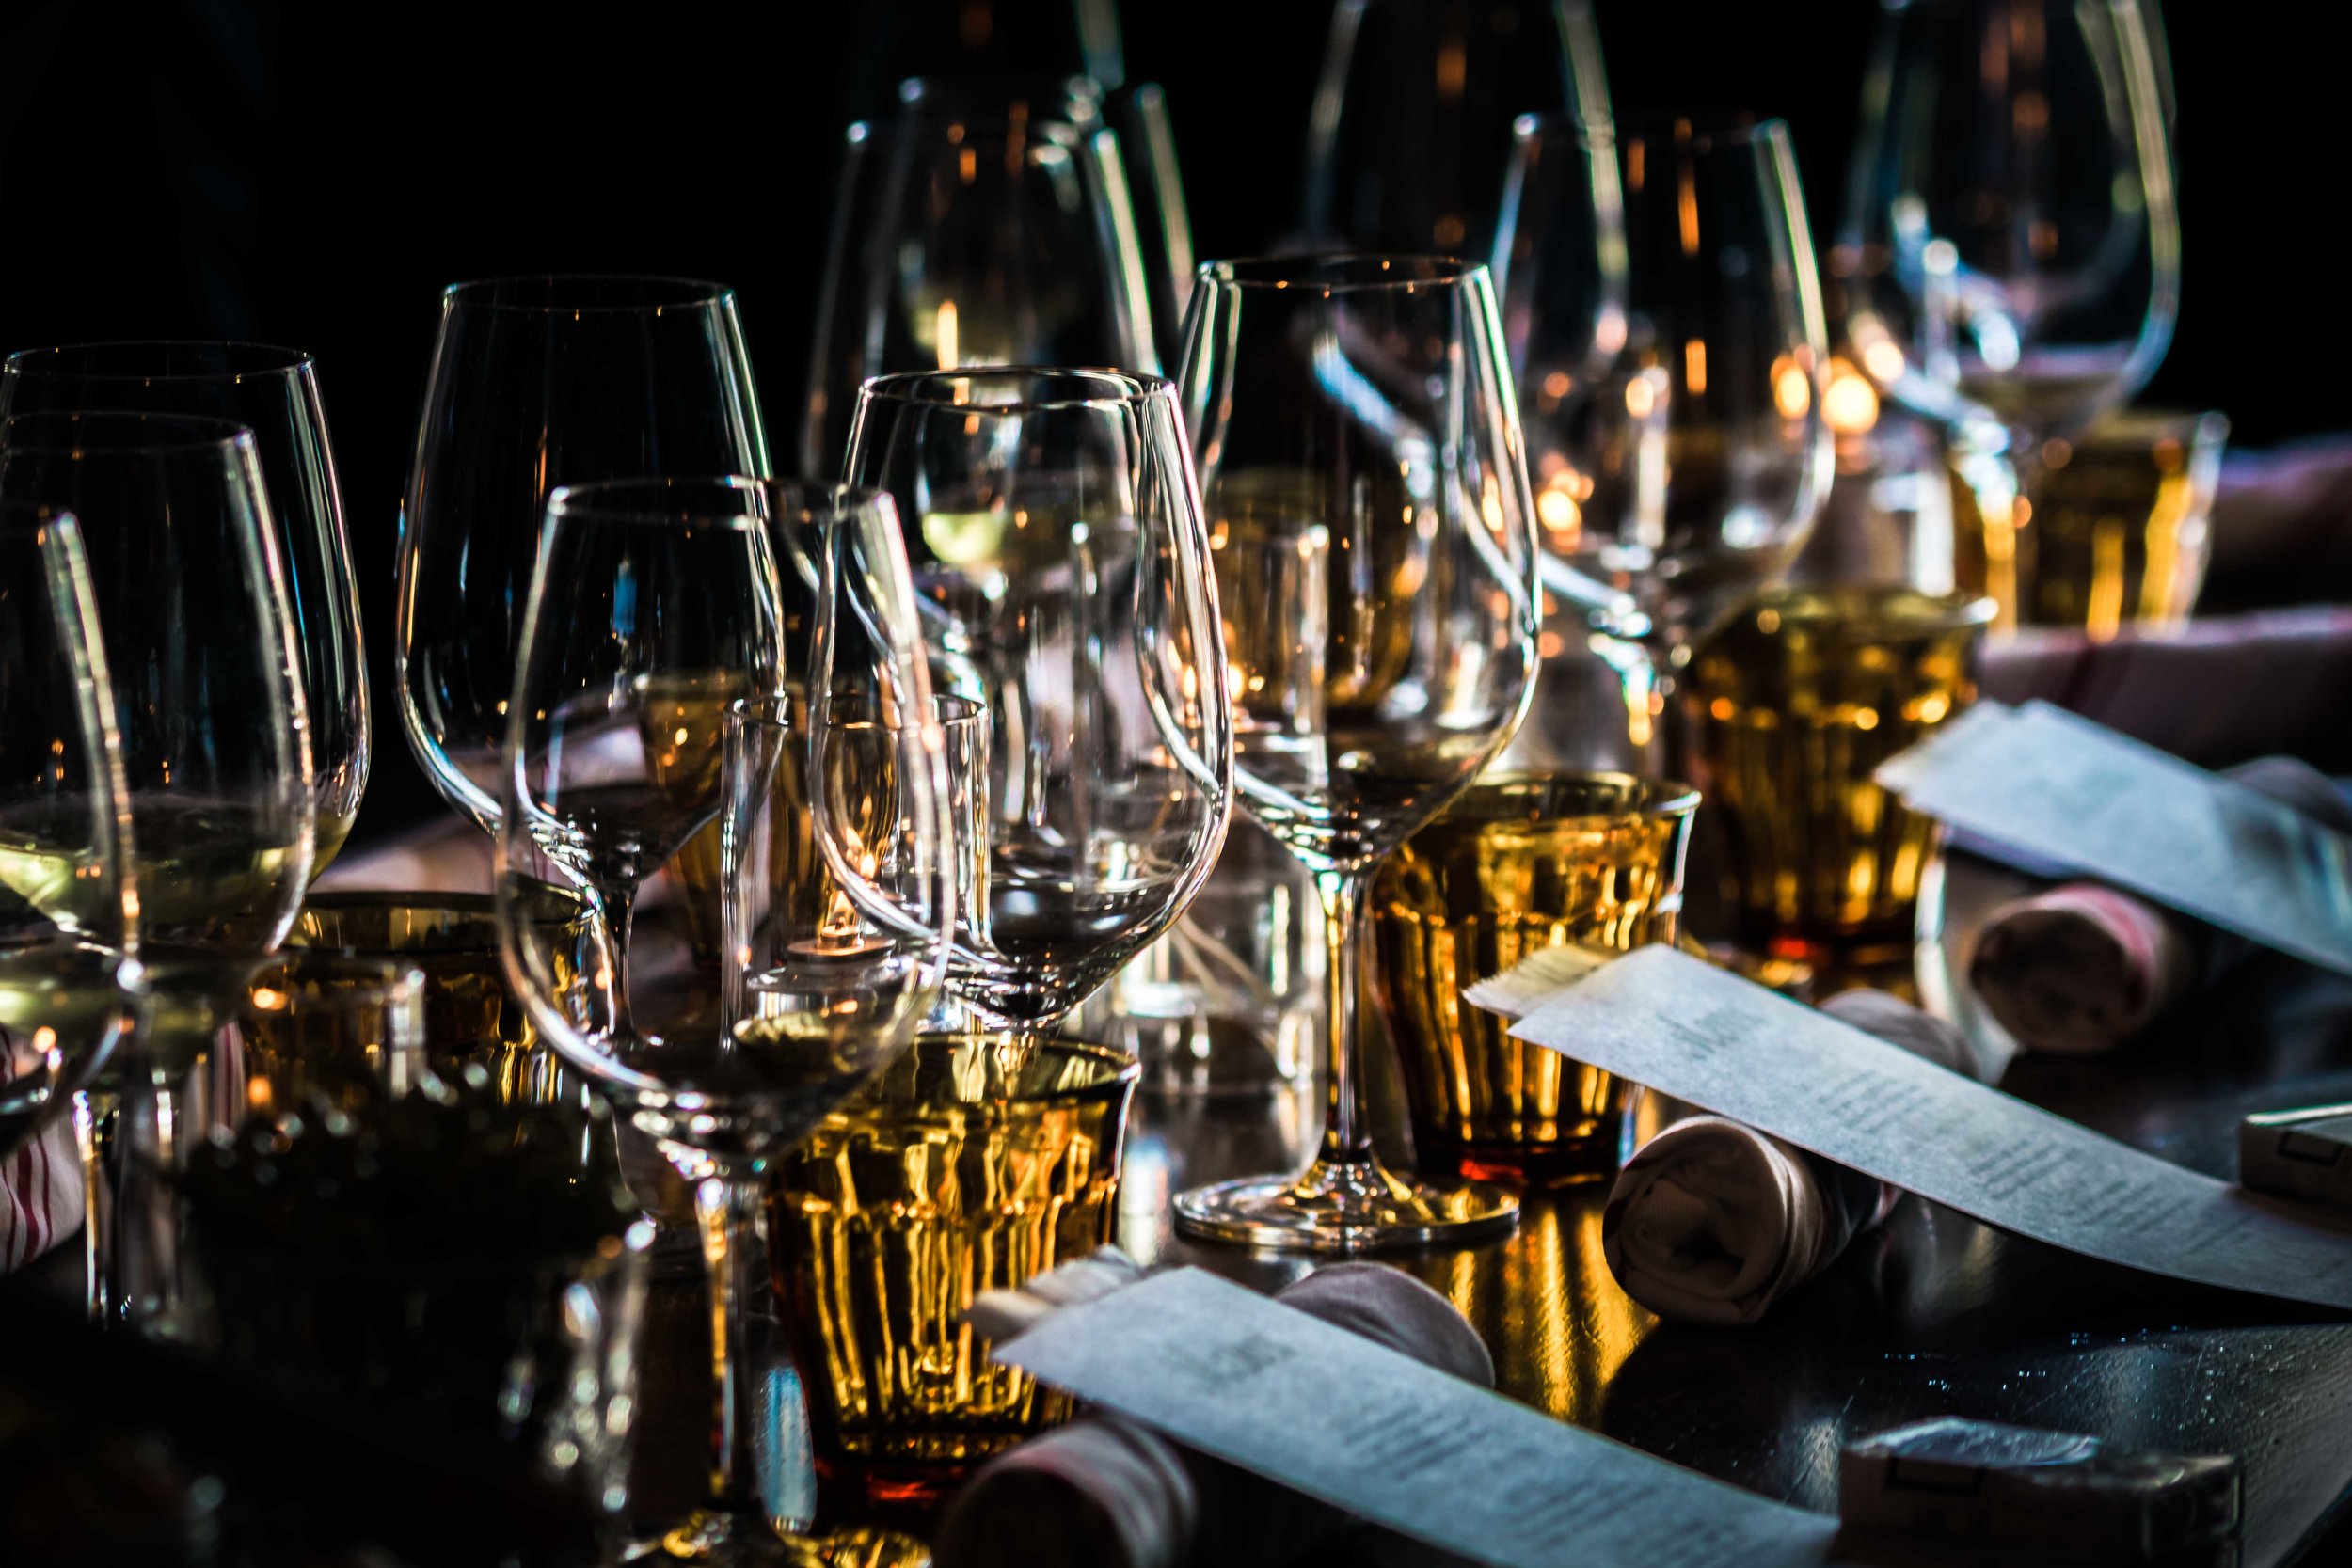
801 87 1160 475
1 508 142 1174
1 343 369 876
1840 0 2179 626
399 277 770 840
842 369 1232 1037
1497 117 1833 715
497 478 951 1562
1302 0 1613 257
1171 258 1542 1252
0 413 313 1324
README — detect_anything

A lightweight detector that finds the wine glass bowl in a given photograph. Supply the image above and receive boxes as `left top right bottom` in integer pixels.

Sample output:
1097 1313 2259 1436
1503 116 1833 657
398 276 770 839
0 507 142 1166
1171 255 1542 1252
0 341 370 877
844 368 1233 1033
1839 0 2179 442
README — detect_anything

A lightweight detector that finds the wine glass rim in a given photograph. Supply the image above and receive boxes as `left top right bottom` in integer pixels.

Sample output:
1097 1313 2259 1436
859 367 1171 412
546 475 895 529
4 341 314 382
736 692 983 735
884 1032 1141 1105
440 275 738 313
895 71 1104 111
1740 585 2000 635
847 112 1089 149
1196 255 1490 292
1448 769 1703 823
0 408 257 456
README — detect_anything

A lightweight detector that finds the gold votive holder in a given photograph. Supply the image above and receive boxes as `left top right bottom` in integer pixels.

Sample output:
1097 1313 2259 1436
1369 772 1698 1187
1954 407 2228 639
768 1030 1136 1510
1683 586 1993 973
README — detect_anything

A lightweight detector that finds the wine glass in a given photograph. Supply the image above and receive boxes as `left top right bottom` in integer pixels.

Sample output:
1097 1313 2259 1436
1839 0 2179 626
800 85 1160 476
497 477 951 1562
1170 257 1542 1252
1 506 142 1180
1301 0 1613 257
0 412 313 1325
842 368 1233 1035
399 277 770 840
0 342 369 877
1498 116 1833 689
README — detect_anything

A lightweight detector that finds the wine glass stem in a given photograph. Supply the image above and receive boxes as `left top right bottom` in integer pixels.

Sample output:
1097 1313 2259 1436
598 881 641 1041
691 1166 771 1522
1312 867 1375 1166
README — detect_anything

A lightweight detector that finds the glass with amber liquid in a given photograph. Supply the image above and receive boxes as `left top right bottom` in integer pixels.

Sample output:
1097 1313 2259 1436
1952 409 2227 640
286 889 594 1106
1370 774 1696 1186
1684 586 1993 972
769 1031 1136 1507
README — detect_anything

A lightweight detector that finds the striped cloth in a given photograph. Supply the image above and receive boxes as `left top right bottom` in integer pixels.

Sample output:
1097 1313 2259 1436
2 1024 84 1274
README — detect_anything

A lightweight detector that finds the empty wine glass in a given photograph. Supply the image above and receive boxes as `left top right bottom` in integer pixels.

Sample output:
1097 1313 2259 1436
1 343 369 876
1302 0 1613 257
1841 0 2178 440
399 277 770 840
1500 116 1833 681
1 507 142 1174
1840 0 2178 630
801 87 1160 475
843 368 1232 1035
1 412 313 1327
498 478 951 1562
1171 257 1542 1252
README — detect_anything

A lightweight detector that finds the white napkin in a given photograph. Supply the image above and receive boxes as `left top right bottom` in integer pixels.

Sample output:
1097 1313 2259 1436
1600 991 1977 1326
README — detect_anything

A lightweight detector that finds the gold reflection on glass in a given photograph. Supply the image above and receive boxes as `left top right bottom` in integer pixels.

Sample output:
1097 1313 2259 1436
1684 587 1991 970
770 1033 1136 1508
1400 1196 1655 1424
1951 409 2227 641
1370 774 1696 1186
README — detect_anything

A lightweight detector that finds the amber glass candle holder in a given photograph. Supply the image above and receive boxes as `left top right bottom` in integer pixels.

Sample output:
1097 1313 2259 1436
1369 773 1697 1187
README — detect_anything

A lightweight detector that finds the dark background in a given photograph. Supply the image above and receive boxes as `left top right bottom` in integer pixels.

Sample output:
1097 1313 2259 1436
0 0 2329 846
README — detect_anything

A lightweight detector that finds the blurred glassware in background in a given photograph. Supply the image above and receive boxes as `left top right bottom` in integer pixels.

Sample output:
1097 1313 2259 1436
1 343 370 879
1496 115 1832 769
1371 772 1696 1188
2 413 314 1331
1682 586 1994 987
1784 356 1960 595
802 81 1163 476
1302 0 1612 257
1839 0 2180 615
0 508 142 1196
397 277 771 846
1171 256 1541 1252
1951 406 2226 638
843 369 1232 1040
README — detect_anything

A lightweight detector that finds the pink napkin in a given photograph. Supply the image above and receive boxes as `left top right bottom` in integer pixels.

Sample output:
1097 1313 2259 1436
1599 991 1979 1325
2 1023 84 1274
937 1255 1492 1568
1968 756 2352 1054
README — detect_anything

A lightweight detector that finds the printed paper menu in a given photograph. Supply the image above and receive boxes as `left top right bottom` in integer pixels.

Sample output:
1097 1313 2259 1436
999 1266 1847 1568
1484 945 2352 1311
1876 700 2352 977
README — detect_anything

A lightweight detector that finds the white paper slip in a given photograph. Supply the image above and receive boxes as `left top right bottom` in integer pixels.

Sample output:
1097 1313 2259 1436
1876 699 2352 977
1481 945 2352 1312
997 1266 1847 1568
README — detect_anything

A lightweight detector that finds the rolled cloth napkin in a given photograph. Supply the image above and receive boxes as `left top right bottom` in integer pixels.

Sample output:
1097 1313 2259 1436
1968 755 2352 1054
2 1023 85 1274
1600 991 1979 1326
935 1251 1493 1568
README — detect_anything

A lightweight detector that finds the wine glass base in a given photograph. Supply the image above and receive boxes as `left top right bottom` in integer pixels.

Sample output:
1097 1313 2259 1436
624 1512 927 1566
1173 1156 1518 1254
